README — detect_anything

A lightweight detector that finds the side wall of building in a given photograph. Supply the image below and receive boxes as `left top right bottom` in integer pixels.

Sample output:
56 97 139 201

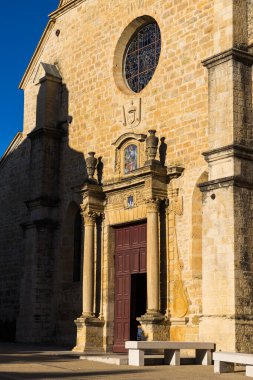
0 138 30 340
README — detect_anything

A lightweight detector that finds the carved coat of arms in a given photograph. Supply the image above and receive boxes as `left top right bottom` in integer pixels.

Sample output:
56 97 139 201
122 99 141 128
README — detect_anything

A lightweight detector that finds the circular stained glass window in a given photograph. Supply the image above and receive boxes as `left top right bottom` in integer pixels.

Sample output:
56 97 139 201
124 22 161 93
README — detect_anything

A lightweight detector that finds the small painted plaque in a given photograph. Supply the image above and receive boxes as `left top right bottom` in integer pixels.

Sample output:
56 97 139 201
127 196 134 208
124 144 137 174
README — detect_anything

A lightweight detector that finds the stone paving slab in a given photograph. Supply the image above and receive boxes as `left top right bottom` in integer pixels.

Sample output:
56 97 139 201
0 343 248 380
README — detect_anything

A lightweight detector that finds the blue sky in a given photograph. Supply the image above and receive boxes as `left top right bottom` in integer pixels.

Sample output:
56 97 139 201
0 1 59 157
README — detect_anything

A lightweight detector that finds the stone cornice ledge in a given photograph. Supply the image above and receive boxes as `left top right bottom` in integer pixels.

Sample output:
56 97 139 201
199 175 253 192
203 144 253 163
0 132 23 168
202 48 253 69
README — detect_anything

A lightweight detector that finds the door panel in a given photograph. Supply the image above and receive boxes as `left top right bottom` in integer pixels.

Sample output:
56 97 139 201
113 223 147 353
131 249 140 273
140 247 147 273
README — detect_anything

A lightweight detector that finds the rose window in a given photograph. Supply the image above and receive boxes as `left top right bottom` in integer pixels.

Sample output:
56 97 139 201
124 22 161 93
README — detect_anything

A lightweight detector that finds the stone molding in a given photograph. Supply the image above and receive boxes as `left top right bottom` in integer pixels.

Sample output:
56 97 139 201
112 132 147 150
75 315 105 327
28 127 64 141
202 48 253 69
0 132 23 168
50 0 85 19
77 183 105 216
170 317 189 326
145 198 160 213
25 196 59 209
21 218 59 231
138 311 165 324
80 210 100 225
167 166 185 181
202 144 253 163
200 314 253 324
199 175 253 192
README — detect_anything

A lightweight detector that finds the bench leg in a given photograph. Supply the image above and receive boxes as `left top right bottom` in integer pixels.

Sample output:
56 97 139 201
214 360 234 374
128 349 144 366
196 349 212 365
164 349 180 366
246 366 253 377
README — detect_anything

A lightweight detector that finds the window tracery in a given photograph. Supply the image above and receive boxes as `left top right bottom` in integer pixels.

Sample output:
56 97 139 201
124 22 161 92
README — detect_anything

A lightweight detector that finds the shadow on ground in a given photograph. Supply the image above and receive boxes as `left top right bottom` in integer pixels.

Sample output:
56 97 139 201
0 369 150 379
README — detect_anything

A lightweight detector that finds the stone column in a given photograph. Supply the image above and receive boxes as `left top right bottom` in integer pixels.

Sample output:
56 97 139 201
138 198 169 341
82 211 96 316
73 210 104 352
146 199 160 314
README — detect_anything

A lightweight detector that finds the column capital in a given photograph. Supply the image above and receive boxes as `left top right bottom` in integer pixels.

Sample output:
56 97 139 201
145 198 160 213
80 210 97 225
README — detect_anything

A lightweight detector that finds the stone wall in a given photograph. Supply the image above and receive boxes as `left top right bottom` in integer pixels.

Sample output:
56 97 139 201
0 137 30 340
1 0 253 350
21 0 215 344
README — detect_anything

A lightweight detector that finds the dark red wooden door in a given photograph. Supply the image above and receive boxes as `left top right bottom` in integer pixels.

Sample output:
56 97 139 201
113 223 147 353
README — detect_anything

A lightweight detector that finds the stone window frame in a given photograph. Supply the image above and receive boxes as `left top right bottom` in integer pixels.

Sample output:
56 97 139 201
113 15 160 94
124 22 161 93
112 132 147 178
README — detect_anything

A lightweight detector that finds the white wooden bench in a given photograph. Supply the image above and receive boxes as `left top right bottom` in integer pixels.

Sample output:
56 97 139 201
213 351 253 377
125 341 215 366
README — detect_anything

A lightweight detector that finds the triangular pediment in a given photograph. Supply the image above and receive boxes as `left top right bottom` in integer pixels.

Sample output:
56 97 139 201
20 0 84 89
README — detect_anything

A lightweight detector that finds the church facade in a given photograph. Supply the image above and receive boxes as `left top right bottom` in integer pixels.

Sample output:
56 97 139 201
1 0 253 353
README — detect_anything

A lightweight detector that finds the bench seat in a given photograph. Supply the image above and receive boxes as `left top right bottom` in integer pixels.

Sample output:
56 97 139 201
213 351 253 377
125 341 215 366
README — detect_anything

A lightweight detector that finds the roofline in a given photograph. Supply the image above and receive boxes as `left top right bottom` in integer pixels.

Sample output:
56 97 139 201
0 132 23 168
19 0 87 90
50 0 85 19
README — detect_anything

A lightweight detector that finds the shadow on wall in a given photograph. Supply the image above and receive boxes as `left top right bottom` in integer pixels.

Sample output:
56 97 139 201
0 79 89 345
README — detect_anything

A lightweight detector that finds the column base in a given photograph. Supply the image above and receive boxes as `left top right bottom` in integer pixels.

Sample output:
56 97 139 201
137 312 170 341
72 315 105 352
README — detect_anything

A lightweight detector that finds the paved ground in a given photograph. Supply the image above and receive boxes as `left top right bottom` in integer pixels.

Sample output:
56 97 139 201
0 343 248 380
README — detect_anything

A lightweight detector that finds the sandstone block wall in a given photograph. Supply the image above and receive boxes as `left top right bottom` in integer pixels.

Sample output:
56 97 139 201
0 138 30 340
0 0 253 349
21 0 214 343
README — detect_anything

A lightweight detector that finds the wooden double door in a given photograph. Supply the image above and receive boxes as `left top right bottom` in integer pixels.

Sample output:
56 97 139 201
113 223 147 353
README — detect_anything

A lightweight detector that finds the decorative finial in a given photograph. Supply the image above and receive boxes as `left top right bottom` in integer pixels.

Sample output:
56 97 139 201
86 152 97 181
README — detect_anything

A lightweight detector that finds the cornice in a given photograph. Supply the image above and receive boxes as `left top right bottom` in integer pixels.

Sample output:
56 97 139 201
0 132 23 168
112 133 147 149
19 0 87 90
199 176 253 192
202 144 253 163
28 127 64 141
50 0 86 19
202 48 253 69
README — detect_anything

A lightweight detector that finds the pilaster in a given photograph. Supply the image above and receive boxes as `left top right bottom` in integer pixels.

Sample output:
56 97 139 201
16 64 63 343
200 47 253 351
